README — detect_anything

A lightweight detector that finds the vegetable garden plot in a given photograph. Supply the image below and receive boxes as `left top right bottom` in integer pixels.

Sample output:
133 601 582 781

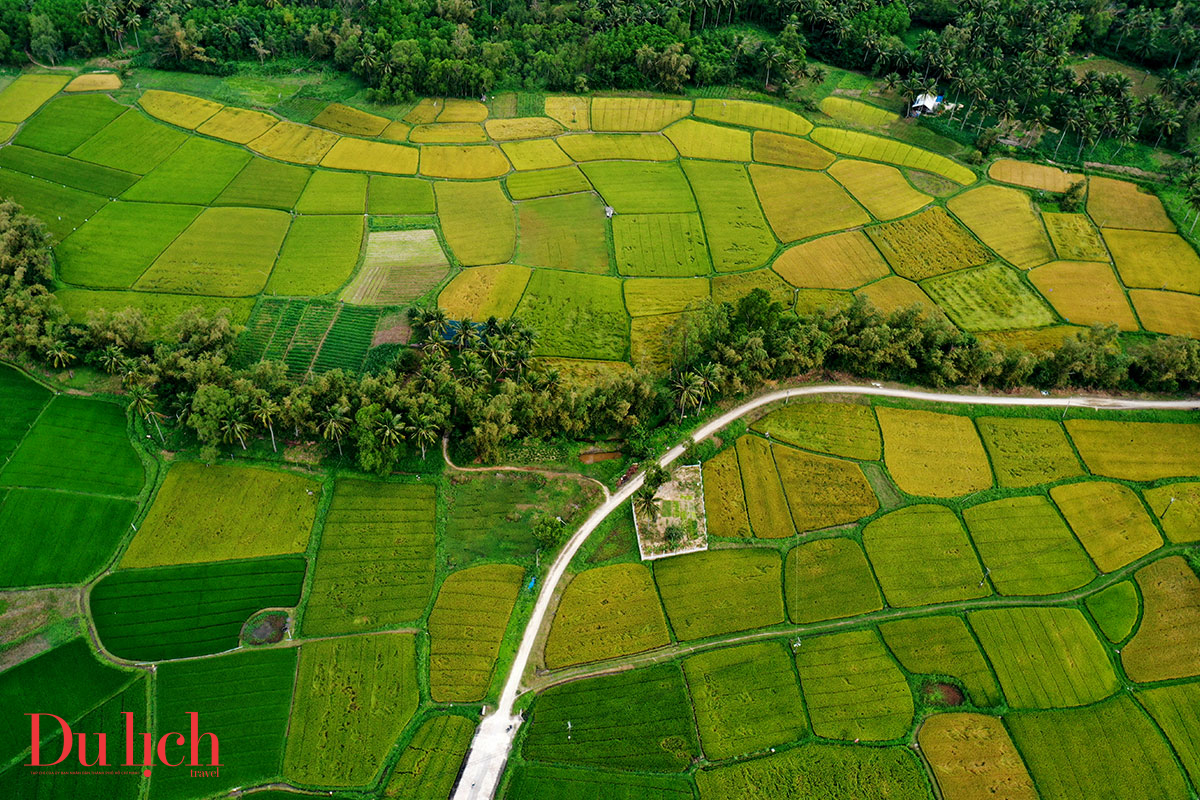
1121 556 1200 683
485 117 564 140
918 713 1039 800
1086 580 1140 642
828 159 931 220
121 137 250 205
503 763 694 800
0 395 142 496
515 271 628 360
91 556 306 661
215 157 311 210
693 98 813 136
701 445 750 538
1042 211 1110 261
875 406 992 497
420 144 510 178
411 122 488 143
751 401 881 461
544 563 671 669
1138 682 1200 789
962 495 1096 595
120 462 318 568
310 102 389 136
500 138 571 170
281 302 337 377
0 73 70 123
320 136 419 174
268 214 364 297
682 160 776 272
591 97 691 131
294 170 368 214
863 505 988 606
1028 261 1139 329
14 94 125 154
369 175 435 214
341 229 448 305
0 169 108 241
794 628 914 741
865 207 993 280
0 364 50 461
1065 419 1200 480
438 264 530 320
785 537 883 623
0 145 138 196
544 96 589 130
0 489 136 587
383 715 476 800
249 120 339 165
1008 696 1190 800
880 615 1001 706
988 158 1083 193
1102 228 1200 294
750 164 869 242
1049 481 1162 572
923 262 1058 331
56 201 202 288
976 416 1083 488
312 305 380 373
196 106 278 144
1131 289 1200 339
301 480 436 636
71 110 187 175
435 181 515 265
654 548 784 640
581 161 696 213
751 130 836 169
153 649 296 800
969 606 1119 708
811 127 976 185
557 133 677 161
506 165 592 200
771 230 892 290
773 444 879 532
612 213 712 276
684 641 808 759
428 563 525 702
233 297 300 366
664 118 752 161
1143 482 1200 543
734 434 794 538
623 277 709 317
1087 176 1176 232
284 633 420 787
521 664 700 772
137 89 221 129
515 193 610 273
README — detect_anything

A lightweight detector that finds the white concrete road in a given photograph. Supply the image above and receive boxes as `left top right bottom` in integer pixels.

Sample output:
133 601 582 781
450 383 1200 800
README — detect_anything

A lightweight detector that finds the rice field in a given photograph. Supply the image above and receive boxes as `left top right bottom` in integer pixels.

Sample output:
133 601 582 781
268 214 364 297
501 138 572 170
340 229 448 305
506 164 592 200
1137 683 1200 789
1049 480 1162 572
138 89 221 129
0 169 109 240
989 159 1083 193
15 94 124 154
486 117 564 140
438 264 531 320
772 230 892 290
321 137 419 174
947 185 1055 268
785 537 883 623
248 120 339 165
582 161 696 213
701 446 751 538
383 715 476 800
734 434 794 538
557 132 677 161
197 106 278 143
613 213 712 276
56 201 202 288
623 276 709 316
751 402 881 460
856 276 941 317
515 193 610 273
0 145 137 196
693 98 813 135
1087 176 1176 231
1028 260 1138 329
829 159 931 220
919 713 1039 800
504 764 693 800
0 74 71 123
1131 289 1200 339
773 444 879 531
923 262 1058 331
751 130 836 169
811 127 976 185
875 407 991 497
863 504 989 606
819 96 896 127
591 97 691 131
420 144 510 178
435 181 516 266
866 208 992 280
369 175 435 214
653 548 784 640
750 165 870 242
216 157 311 210
1085 580 1140 642
631 312 686 372
1121 556 1200 683
976 416 1082 487
1042 212 1110 261
295 169 368 214
121 137 251 205
664 118 752 161
516 271 628 360
1103 229 1200 294
1143 482 1200 543
429 563 525 701
311 102 389 136
682 160 776 272
1065 419 1200 480
880 615 1001 706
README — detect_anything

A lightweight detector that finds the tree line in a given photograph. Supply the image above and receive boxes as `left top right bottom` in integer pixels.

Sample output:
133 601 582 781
1 201 1197 473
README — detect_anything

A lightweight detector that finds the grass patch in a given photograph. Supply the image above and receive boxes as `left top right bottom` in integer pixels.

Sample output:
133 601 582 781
785 537 883 622
829 159 930 220
682 160 775 272
215 157 311 210
918 713 1038 800
876 406 991 497
922 262 1058 331
1085 580 1140 642
1087 176 1175 232
1050 481 1162 572
383 715 476 799
865 207 992 280
1065 419 1200 481
57 201 202 288
612 213 711 276
515 193 610 273
557 132 677 161
751 401 880 460
1122 556 1200 683
863 504 988 606
14 94 126 154
429 563 524 702
880 614 1001 706
435 181 515 266
71 109 186 175
269 214 364 297
1102 229 1200 294
774 443 879 531
545 563 670 669
750 164 869 243
515 271 628 360
654 547 784 640
772 230 891 290
701 445 750 538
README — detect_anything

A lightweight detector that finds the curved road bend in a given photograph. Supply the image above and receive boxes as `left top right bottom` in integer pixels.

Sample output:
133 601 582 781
451 383 1200 800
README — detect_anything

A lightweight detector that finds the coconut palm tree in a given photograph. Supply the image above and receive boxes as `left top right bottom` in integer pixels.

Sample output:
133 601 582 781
252 395 280 452
633 484 660 524
99 344 125 374
319 404 350 456
672 370 705 420
46 342 74 369
412 413 439 459
128 383 165 443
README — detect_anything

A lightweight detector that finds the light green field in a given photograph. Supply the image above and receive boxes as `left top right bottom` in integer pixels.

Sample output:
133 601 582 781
654 548 784 640
922 263 1058 331
682 160 776 272
785 537 883 623
71 110 187 174
121 137 250 204
863 505 989 606
267 215 364 297
515 193 610 273
57 202 203 288
14 93 125 154
612 213 712 276
515 271 628 360
581 161 696 213
751 402 881 461
295 169 368 214
880 615 1002 706
435 181 516 266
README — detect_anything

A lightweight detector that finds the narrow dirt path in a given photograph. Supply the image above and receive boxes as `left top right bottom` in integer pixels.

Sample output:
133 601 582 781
441 435 611 500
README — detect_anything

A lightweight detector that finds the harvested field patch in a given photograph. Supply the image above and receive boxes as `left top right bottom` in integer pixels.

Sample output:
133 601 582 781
135 206 290 296
1143 482 1200 543
796 628 913 741
685 641 807 759
311 102 389 136
321 137 419 174
56 201 202 288
750 164 869 242
1138 682 1200 789
654 548 784 640
976 416 1082 487
14 94 125 154
613 213 711 276
384 715 475 799
137 89 221 129
429 563 524 701
71 109 186 174
438 264 531 319
752 401 880 460
1122 556 1200 683
437 98 487 122
1065 419 1200 480
919 713 1038 800
1008 696 1189 800
91 556 306 661
1050 480 1162 572
947 185 1054 268
989 159 1083 193
216 157 311 210
557 132 677 161
504 764 693 800
785 537 882 623
631 312 686 371
774 444 878 531
544 96 589 129
1131 289 1200 338
435 181 515 265
701 446 750 538
683 160 776 271
506 165 591 200
820 96 896 127
1043 211 1110 261
284 633 419 787
735 434 794 539
856 275 941 316
664 118 751 161
696 743 928 800
485 117 564 140
63 72 121 93
963 495 1095 595
500 138 571 170
712 269 793 307
516 271 627 359
591 97 690 131
196 106 277 143
295 169 368 214
829 159 931 220
923 262 1057 331
516 192 609 272
751 130 835 169
693 98 813 135
0 145 137 196
411 122 488 143
120 462 317 568
866 207 992 280
0 169 107 241
623 276 709 316
772 230 891 289
153 648 295 800
0 73 70 123
249 120 338 164
864 504 988 606
582 161 695 213
1087 176 1175 231
1103 228 1200 294
269 214 364 297
1 396 142 495
969 606 1118 708
0 489 135 587
545 563 670 668
876 406 991 497
368 175 435 214
523 664 699 771
880 615 1001 706
1086 580 1140 642
420 144 510 178
121 137 250 204
812 127 976 185
302 480 435 635
1029 260 1138 329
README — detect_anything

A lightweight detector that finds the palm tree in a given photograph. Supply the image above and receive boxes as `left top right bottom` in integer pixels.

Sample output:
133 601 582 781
319 404 350 456
99 344 125 374
252 396 280 452
221 414 251 450
47 342 74 369
672 370 705 420
452 320 477 351
412 414 439 459
128 384 165 443
633 484 660 524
